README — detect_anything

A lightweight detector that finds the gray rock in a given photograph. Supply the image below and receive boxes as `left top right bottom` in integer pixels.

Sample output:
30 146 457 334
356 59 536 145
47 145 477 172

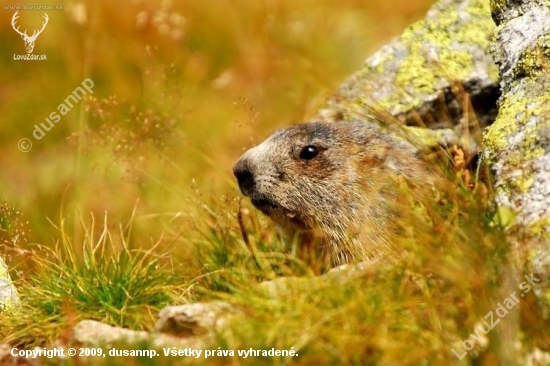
0 257 19 310
484 1 550 235
72 320 204 348
155 301 239 338
316 0 499 132
259 261 376 297
73 302 241 348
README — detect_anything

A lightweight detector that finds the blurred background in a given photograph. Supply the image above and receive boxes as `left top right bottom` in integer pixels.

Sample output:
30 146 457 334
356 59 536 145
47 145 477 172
0 0 433 268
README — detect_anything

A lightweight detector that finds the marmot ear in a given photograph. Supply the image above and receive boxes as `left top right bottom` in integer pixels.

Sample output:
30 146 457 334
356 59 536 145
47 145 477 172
361 145 389 167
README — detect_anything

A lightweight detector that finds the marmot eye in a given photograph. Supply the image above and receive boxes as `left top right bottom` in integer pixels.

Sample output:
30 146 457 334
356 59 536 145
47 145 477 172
299 145 319 160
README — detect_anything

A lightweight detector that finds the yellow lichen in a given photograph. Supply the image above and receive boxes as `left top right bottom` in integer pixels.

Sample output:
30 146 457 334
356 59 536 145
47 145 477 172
382 0 495 114
440 49 474 80
513 35 550 78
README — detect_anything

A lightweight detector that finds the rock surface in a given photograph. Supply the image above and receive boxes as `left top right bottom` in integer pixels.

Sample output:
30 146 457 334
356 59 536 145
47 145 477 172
483 0 550 236
316 0 499 132
154 301 239 338
0 257 19 310
72 320 205 348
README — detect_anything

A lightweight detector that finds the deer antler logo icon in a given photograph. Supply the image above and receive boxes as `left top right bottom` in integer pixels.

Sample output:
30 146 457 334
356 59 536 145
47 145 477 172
11 11 49 54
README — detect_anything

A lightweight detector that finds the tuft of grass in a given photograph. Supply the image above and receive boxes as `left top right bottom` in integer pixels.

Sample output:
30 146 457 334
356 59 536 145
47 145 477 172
0 201 31 259
0 212 187 348
189 195 314 298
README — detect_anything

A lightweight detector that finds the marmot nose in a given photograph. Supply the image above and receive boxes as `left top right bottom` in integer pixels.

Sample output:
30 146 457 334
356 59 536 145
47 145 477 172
233 159 255 196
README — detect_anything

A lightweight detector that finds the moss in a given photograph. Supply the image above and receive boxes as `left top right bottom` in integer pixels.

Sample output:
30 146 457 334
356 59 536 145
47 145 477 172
483 93 538 157
379 0 495 114
329 0 497 121
529 216 550 237
513 34 550 78
440 49 474 80
487 90 550 155
489 0 508 22
395 53 439 95
517 175 535 193
0 259 7 279
0 297 18 311
405 127 447 148
456 18 494 44
400 22 425 44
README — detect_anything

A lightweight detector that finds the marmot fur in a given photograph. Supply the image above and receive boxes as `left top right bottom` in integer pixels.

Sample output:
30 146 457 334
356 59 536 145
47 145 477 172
233 121 436 266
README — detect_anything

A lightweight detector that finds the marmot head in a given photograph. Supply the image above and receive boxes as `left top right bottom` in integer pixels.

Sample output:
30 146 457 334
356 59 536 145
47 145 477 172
233 121 422 264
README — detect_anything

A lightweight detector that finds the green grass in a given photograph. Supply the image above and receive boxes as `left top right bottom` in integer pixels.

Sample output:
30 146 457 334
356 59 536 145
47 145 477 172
1 212 187 348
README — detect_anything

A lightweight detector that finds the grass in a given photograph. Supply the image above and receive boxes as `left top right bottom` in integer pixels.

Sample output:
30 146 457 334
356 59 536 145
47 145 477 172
2 176 515 365
2 154 517 365
1 0 544 365
1 211 187 348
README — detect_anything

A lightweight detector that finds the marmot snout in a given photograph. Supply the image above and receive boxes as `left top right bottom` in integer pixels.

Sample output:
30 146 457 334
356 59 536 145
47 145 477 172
233 121 430 266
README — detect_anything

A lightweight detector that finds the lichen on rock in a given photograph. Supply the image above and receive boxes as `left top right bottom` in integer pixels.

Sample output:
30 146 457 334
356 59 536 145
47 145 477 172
483 1 550 236
317 0 500 131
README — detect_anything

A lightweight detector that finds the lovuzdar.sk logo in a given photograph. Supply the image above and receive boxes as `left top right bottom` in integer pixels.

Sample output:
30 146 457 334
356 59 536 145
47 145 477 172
11 10 48 60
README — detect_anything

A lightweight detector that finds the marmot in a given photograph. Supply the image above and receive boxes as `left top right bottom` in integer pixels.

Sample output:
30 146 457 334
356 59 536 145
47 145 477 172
233 121 437 267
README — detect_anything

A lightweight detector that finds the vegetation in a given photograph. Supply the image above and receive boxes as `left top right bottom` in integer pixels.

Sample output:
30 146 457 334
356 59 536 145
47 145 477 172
1 0 536 365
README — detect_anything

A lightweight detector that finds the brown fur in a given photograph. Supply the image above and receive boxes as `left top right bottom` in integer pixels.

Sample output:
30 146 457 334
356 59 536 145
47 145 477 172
233 121 435 267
